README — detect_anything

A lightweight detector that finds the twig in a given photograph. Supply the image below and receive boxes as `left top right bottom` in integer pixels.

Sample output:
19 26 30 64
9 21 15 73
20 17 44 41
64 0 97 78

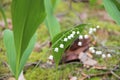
80 61 120 80
110 71 120 79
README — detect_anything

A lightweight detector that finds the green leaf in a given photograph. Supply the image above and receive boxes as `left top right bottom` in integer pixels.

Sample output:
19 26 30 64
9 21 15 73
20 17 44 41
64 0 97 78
51 0 60 10
12 0 46 59
45 0 61 39
103 0 120 25
0 4 8 27
3 29 16 75
52 24 86 66
19 34 36 75
11 0 46 79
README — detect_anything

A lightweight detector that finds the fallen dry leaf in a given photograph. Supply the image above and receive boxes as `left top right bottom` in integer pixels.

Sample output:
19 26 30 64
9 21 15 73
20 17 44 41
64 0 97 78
61 38 91 63
92 65 107 70
69 76 77 80
78 52 97 67
7 77 15 80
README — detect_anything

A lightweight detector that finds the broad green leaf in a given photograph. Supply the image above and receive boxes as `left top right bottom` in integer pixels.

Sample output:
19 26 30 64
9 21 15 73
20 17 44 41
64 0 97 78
52 24 86 66
51 0 60 10
3 29 16 75
45 0 61 39
112 0 120 11
103 0 120 25
0 4 8 27
11 0 46 59
11 0 46 79
19 34 36 75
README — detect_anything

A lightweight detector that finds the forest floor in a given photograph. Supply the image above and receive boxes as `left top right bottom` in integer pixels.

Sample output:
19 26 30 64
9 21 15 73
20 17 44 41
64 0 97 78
0 1 120 80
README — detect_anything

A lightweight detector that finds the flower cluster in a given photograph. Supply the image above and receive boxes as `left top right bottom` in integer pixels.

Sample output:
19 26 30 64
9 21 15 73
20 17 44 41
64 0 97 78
54 30 80 53
48 25 112 63
89 46 111 58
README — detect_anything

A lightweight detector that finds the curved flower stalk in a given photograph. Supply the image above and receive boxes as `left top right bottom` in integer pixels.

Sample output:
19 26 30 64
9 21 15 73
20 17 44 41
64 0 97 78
0 4 8 28
3 0 46 80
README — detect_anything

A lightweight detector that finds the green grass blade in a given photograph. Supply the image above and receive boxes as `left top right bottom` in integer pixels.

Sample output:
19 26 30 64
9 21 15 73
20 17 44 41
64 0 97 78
103 0 120 25
52 24 87 66
45 0 61 39
0 4 8 27
19 34 36 75
3 29 16 75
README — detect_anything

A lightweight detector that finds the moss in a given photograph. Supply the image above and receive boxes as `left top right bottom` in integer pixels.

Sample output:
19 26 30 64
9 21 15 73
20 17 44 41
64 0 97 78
0 61 9 75
28 47 49 63
88 77 101 80
25 67 69 80
37 24 49 42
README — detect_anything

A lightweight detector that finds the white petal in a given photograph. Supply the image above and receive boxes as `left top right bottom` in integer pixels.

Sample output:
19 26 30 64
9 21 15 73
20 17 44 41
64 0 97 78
93 28 96 32
70 34 74 38
48 55 53 60
89 47 94 51
77 31 80 34
54 48 59 52
107 54 111 57
91 49 95 53
79 35 83 39
89 28 93 31
78 41 82 46
60 44 64 48
89 30 93 34
96 25 100 28
64 38 68 42
102 54 106 58
68 35 71 39
96 51 102 55
84 35 89 39
72 31 76 34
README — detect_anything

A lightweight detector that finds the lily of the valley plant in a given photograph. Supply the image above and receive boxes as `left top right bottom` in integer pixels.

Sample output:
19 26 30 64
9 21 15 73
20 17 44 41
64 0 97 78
2 0 90 79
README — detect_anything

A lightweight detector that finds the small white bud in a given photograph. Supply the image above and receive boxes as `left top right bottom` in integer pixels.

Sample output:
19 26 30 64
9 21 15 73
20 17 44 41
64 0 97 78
89 47 94 51
96 51 102 55
78 41 82 46
64 38 68 42
96 25 100 28
91 49 95 53
54 48 59 52
89 30 93 34
107 54 111 57
60 44 64 48
84 35 89 39
79 35 83 39
72 31 76 35
77 31 80 34
93 28 97 32
89 47 95 53
102 54 106 58
70 34 74 38
68 35 71 39
89 28 93 31
48 55 53 60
